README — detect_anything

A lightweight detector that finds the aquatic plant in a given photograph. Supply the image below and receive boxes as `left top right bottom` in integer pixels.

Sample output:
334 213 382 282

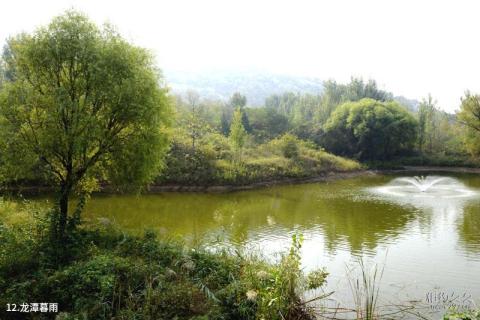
347 259 384 320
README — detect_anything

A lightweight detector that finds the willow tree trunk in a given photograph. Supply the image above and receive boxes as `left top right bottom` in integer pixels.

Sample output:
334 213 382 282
57 182 72 240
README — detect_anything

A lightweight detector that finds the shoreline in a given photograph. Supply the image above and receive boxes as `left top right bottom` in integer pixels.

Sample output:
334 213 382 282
146 169 373 193
2 166 479 195
144 165 480 193
398 165 480 173
1 170 371 195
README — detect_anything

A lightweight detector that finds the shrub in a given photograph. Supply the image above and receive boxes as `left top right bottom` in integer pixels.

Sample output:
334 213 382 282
231 234 328 320
160 136 218 185
280 134 300 159
0 207 328 320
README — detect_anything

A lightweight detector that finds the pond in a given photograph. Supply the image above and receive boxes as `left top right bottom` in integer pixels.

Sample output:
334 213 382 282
36 172 480 316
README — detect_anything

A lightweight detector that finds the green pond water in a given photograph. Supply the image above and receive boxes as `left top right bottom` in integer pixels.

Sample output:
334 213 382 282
33 172 480 315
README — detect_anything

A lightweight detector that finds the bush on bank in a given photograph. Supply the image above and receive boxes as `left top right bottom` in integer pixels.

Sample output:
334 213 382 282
0 202 328 320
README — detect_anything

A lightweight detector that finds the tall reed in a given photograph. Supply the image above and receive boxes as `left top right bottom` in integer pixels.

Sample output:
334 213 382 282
346 259 384 320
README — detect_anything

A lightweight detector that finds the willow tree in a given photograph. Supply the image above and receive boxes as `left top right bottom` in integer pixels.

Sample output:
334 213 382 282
323 98 418 160
0 11 171 239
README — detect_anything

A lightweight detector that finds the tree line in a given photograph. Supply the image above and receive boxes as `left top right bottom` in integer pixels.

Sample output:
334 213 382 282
177 77 477 163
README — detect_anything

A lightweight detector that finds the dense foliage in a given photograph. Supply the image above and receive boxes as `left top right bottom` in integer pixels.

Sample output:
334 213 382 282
159 128 360 186
323 99 418 160
458 92 480 158
0 11 172 239
229 108 248 153
168 77 478 170
0 202 327 320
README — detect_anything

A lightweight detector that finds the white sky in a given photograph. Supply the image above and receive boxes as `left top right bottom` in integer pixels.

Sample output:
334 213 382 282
1 0 479 112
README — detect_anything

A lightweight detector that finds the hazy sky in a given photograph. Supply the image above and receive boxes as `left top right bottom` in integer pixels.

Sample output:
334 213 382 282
1 0 479 112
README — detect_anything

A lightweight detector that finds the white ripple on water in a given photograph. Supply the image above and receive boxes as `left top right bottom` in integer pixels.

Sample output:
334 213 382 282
371 176 478 199
367 176 479 214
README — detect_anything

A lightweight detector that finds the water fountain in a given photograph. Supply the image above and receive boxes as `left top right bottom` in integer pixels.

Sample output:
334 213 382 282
396 176 446 192
372 175 477 199
368 175 479 226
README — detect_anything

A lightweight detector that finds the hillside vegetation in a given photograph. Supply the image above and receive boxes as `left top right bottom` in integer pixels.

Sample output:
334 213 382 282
159 131 361 186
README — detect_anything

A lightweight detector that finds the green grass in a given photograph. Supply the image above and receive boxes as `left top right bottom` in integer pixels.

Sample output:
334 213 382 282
159 132 362 186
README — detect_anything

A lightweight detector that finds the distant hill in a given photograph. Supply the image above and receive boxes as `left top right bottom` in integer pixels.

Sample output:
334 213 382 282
163 69 324 106
163 69 421 112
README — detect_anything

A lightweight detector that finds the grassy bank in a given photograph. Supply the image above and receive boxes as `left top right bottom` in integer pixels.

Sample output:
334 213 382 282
0 200 328 320
158 132 361 187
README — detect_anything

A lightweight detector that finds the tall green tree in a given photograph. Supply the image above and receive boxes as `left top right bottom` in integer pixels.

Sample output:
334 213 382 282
179 90 210 152
0 11 172 240
248 107 289 142
291 94 320 126
458 92 480 133
229 92 251 132
229 92 246 108
417 100 428 152
265 92 299 118
417 95 439 153
323 99 418 160
229 108 247 153
315 78 393 125
458 92 480 156
220 108 232 135
344 78 393 102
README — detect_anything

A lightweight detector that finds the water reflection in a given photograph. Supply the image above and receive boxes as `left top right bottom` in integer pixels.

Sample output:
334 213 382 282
79 174 480 259
368 175 480 257
457 204 480 256
82 179 417 256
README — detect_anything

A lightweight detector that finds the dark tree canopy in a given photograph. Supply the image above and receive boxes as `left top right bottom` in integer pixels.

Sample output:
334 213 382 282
229 92 247 108
0 11 172 237
248 107 289 142
264 92 300 117
323 99 418 160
